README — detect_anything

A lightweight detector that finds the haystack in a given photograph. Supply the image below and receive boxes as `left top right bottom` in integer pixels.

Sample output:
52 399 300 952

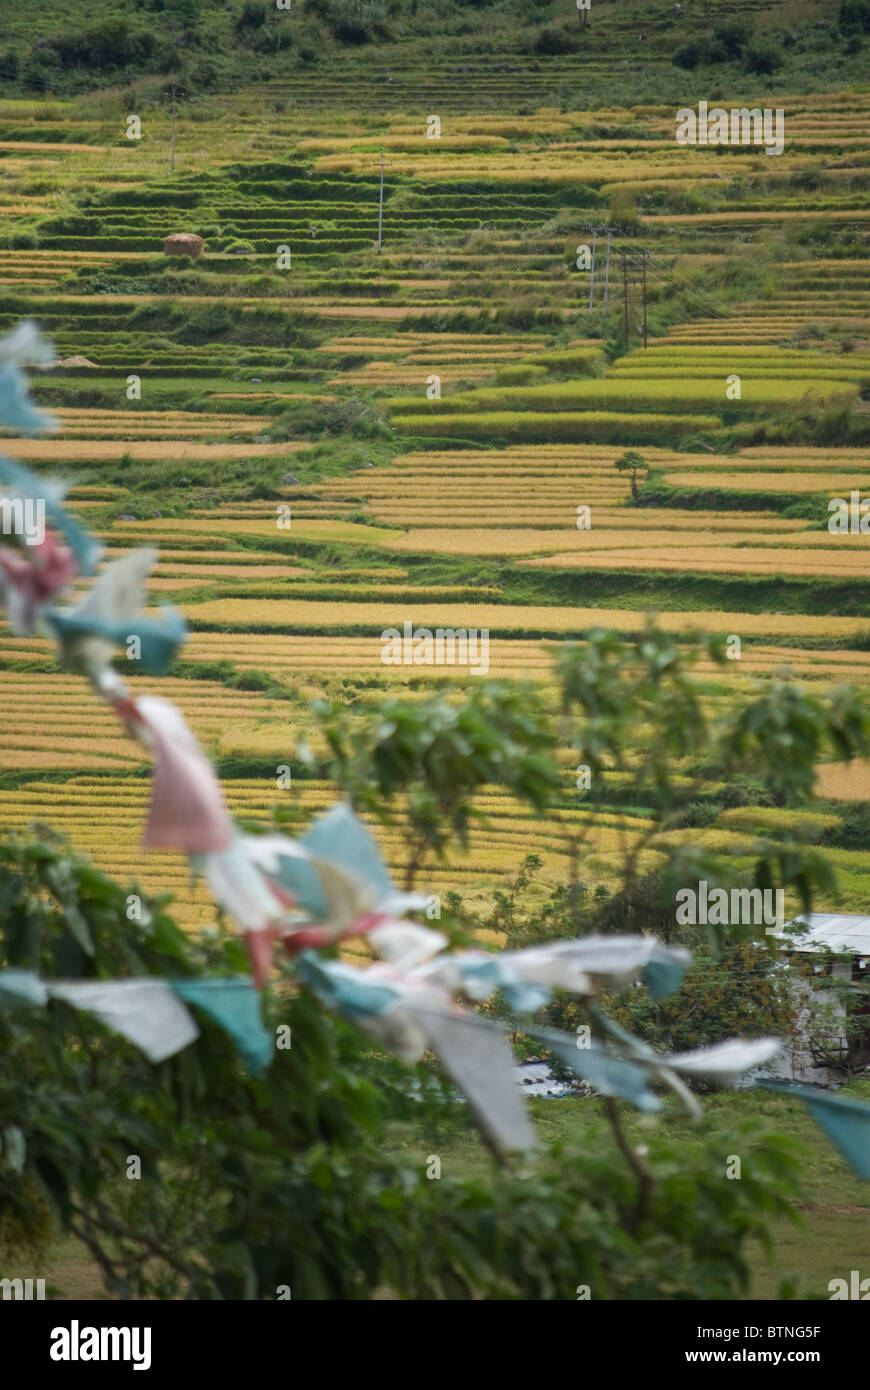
164 233 204 259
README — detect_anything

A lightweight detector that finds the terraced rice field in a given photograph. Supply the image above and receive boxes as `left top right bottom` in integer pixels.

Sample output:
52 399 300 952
0 25 868 927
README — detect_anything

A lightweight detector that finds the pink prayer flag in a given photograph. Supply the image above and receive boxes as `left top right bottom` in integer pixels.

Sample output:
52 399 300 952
245 928 279 990
0 530 77 632
131 696 234 854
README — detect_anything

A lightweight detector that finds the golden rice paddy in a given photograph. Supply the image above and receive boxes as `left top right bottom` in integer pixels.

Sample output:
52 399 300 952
2 82 870 937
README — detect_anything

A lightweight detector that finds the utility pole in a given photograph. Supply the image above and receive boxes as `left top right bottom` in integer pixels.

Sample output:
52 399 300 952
602 229 612 317
641 250 648 349
621 250 630 351
377 149 385 254
588 226 598 313
169 83 177 175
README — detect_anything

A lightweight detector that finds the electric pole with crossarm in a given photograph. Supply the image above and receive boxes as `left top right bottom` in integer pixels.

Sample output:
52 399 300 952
377 150 385 253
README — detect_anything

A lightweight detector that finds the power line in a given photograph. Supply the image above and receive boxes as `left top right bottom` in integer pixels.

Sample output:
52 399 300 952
642 250 797 355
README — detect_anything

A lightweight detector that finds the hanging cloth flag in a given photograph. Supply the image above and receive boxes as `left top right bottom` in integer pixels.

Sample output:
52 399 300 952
200 832 292 933
0 456 100 576
131 696 234 854
410 1003 538 1156
416 935 690 1015
47 603 186 677
367 921 448 972
171 978 273 1075
297 953 536 1154
0 531 78 635
0 320 55 370
642 947 690 1001
0 970 48 1008
252 803 426 931
44 548 185 676
296 951 403 1023
0 367 54 436
46 979 200 1063
665 1038 782 1087
302 804 395 904
527 1024 663 1113
759 1080 870 1180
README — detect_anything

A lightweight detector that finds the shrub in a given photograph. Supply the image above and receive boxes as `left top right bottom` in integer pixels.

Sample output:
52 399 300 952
743 39 783 74
323 0 391 44
673 19 753 67
604 941 797 1055
288 394 385 440
188 58 219 88
713 19 754 58
334 18 370 43
839 0 870 34
665 801 725 831
715 808 842 843
673 41 706 70
533 26 579 55
235 0 267 30
33 22 158 74
21 58 52 91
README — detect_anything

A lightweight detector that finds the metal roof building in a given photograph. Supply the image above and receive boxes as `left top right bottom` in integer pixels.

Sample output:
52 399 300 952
776 914 870 960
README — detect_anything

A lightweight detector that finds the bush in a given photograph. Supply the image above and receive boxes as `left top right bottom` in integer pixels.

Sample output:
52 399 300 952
287 394 385 440
839 0 870 33
673 41 707 70
713 19 754 58
21 58 52 91
32 23 158 74
323 0 391 44
235 0 267 29
665 801 724 831
743 39 783 74
334 18 370 43
188 58 219 89
673 19 753 67
831 801 870 849
534 26 579 55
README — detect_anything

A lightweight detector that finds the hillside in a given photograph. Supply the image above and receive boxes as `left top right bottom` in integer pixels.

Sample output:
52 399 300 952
1 1 869 926
1 0 868 104
0 0 869 1308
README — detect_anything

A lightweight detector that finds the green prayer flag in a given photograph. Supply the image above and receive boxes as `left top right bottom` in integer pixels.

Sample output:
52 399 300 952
171 978 273 1075
760 1081 870 1180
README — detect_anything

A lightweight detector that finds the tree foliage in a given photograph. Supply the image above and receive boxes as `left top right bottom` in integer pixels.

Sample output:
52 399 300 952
5 620 869 1297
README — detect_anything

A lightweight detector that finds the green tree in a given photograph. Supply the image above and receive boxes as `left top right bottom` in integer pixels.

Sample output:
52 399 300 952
614 448 647 501
5 624 870 1298
0 825 806 1300
311 684 561 887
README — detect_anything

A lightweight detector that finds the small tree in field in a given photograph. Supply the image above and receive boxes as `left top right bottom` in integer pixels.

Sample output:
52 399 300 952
614 449 647 502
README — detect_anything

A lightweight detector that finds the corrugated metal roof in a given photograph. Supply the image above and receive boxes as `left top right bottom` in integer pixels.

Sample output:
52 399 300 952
778 913 870 955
